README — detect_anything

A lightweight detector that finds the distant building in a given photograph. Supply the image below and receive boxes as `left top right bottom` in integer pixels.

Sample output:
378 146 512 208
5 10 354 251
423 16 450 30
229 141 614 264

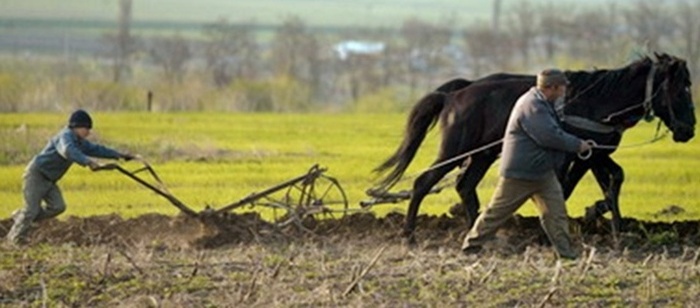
333 40 385 60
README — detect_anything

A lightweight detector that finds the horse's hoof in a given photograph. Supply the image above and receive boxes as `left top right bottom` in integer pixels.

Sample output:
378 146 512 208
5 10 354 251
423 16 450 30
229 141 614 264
461 245 482 256
584 206 598 223
611 219 624 233
402 231 418 247
465 211 481 229
404 236 417 247
584 200 609 222
449 203 466 218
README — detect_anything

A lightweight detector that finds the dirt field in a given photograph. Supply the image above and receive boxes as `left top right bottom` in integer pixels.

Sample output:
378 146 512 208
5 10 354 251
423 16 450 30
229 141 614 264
1 213 699 306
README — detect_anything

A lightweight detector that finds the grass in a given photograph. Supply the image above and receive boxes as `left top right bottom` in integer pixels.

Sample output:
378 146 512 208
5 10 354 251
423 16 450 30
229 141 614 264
0 112 699 222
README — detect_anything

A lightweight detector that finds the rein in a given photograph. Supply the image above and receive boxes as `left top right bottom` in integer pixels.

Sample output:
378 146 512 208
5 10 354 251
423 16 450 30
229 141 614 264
419 139 504 173
601 64 658 123
558 63 659 130
577 121 667 160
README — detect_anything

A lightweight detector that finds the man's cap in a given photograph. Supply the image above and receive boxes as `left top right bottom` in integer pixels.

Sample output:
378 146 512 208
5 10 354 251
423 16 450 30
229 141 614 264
537 69 570 88
68 109 93 129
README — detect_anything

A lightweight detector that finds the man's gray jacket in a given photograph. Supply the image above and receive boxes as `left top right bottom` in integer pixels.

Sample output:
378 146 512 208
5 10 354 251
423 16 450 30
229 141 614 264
499 87 582 180
27 127 123 182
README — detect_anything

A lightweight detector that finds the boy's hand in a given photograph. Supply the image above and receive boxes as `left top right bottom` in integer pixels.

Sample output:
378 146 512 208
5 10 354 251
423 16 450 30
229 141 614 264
88 160 101 171
121 153 139 161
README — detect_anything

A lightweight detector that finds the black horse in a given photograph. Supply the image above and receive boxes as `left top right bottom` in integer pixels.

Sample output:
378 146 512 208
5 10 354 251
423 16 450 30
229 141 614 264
372 53 696 242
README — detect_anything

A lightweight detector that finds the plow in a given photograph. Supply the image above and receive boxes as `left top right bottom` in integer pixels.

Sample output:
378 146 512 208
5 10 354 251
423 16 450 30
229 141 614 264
95 161 350 232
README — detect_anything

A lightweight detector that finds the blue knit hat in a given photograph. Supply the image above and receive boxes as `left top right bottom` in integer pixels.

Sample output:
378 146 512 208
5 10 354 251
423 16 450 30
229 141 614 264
68 109 93 129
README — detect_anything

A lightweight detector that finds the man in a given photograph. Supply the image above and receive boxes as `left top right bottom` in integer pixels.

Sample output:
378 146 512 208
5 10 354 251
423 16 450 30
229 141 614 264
461 69 593 259
6 109 137 246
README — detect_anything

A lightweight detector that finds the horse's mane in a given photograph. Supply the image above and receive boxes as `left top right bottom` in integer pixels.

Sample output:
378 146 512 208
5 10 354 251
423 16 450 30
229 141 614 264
565 56 654 99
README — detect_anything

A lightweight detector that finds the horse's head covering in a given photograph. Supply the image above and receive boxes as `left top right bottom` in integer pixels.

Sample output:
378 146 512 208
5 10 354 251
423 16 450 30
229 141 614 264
537 69 569 88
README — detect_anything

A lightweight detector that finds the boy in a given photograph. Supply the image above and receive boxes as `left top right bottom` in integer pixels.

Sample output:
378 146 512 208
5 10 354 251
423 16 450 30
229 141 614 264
6 109 136 246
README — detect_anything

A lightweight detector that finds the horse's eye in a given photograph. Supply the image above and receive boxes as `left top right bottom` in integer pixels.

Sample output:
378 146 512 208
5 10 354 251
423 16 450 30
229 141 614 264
686 86 692 93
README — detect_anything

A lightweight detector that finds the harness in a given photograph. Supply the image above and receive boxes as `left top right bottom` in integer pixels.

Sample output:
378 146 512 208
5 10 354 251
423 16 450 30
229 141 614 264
559 64 659 135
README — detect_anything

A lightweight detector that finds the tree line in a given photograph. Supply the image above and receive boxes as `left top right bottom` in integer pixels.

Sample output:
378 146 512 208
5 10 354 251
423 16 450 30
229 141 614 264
2 0 699 112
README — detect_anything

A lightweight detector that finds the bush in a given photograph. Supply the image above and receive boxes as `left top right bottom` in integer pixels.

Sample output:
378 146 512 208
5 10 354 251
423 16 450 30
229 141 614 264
351 86 415 113
229 77 312 112
148 78 210 111
0 58 147 111
60 77 143 111
0 73 26 112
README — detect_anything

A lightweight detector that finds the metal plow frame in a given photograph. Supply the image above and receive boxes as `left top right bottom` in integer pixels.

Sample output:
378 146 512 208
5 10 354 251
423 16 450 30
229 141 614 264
97 162 349 230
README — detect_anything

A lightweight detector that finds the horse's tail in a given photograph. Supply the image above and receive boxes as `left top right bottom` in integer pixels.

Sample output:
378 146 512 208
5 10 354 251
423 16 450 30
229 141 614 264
371 91 449 193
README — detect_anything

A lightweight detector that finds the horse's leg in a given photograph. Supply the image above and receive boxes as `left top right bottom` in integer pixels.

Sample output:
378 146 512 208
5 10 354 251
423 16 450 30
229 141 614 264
560 158 609 220
404 162 457 244
560 158 592 200
590 156 624 233
584 163 613 222
453 153 498 229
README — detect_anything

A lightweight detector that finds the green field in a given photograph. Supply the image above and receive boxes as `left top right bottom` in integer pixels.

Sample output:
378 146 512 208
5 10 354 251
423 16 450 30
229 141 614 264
1 112 698 222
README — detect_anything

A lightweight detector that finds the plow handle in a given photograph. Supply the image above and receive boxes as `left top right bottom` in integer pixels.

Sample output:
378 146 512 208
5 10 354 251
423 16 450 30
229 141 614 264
94 162 199 217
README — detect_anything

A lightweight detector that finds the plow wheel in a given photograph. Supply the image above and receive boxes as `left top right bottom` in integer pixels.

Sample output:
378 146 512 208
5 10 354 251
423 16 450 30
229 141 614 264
275 171 349 233
209 164 350 234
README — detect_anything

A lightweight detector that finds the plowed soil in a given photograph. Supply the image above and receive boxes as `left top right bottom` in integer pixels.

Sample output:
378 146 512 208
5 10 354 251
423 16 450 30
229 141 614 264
2 212 699 254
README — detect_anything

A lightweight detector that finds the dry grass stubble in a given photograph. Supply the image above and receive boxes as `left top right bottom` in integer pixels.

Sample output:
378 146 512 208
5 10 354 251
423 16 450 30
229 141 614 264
1 213 699 306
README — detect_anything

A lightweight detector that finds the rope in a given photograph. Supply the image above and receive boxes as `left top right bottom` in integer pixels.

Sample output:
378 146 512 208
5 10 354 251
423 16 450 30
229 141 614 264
374 139 503 192
577 122 668 160
417 139 504 174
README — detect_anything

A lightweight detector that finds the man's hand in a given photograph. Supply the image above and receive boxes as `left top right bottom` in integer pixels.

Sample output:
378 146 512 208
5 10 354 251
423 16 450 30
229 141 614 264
576 139 597 160
578 140 595 153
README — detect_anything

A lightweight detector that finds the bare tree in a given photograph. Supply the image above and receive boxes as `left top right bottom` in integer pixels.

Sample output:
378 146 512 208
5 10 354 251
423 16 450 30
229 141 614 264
538 3 569 61
623 0 675 52
342 27 399 88
332 27 399 103
566 4 621 64
270 16 322 98
493 0 503 33
149 34 191 84
674 0 700 82
463 23 512 76
202 18 258 88
105 0 138 83
507 1 536 68
399 17 452 93
380 41 404 88
342 51 383 102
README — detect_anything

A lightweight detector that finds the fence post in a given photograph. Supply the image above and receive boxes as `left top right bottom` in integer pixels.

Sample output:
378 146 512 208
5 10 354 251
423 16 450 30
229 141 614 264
147 90 153 112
